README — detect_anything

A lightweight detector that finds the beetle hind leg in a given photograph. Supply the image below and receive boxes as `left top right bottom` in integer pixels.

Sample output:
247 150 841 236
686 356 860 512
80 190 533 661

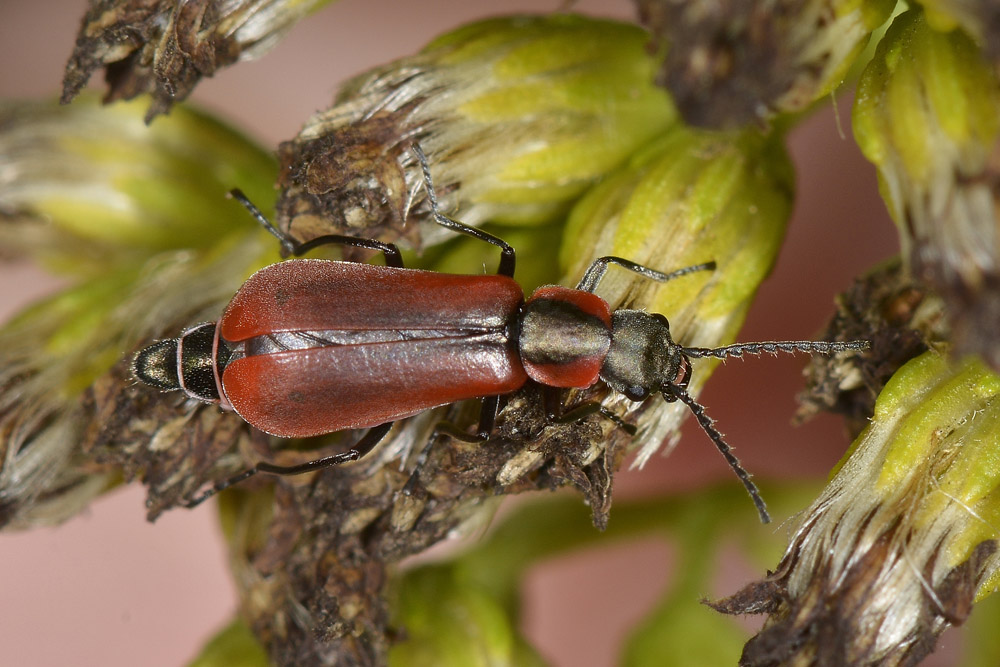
182 422 393 509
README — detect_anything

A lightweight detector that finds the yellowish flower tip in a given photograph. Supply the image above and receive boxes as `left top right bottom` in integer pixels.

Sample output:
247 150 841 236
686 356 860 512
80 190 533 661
559 125 793 467
919 0 1000 61
0 228 270 528
61 0 333 121
276 14 675 250
853 8 1000 367
717 350 1000 664
0 271 132 529
0 96 277 275
636 0 896 127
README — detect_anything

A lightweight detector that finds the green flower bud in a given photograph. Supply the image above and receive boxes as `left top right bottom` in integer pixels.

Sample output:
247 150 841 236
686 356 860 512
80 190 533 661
917 0 1000 63
0 96 276 275
0 232 269 527
190 618 268 667
720 351 1000 664
853 9 1000 366
0 97 279 527
62 0 334 121
276 14 675 247
560 125 793 467
388 565 545 667
637 0 896 127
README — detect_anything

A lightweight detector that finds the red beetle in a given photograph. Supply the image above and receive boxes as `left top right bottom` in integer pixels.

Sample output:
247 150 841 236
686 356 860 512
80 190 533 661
134 146 867 522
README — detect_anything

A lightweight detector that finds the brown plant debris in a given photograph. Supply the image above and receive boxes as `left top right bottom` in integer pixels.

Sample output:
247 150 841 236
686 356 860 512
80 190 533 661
61 0 318 122
275 111 419 261
80 357 257 519
797 259 947 437
635 0 891 128
229 387 628 664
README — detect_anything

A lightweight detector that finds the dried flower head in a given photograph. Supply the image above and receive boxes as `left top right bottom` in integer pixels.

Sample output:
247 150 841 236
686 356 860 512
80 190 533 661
62 0 332 122
274 14 675 251
636 0 896 127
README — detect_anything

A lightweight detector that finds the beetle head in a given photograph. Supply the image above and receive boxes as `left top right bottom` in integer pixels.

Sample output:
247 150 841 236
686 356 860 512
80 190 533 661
599 310 686 401
599 309 771 523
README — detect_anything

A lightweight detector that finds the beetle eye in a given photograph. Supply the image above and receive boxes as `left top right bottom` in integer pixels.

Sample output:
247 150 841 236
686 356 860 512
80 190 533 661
652 313 669 327
625 386 649 401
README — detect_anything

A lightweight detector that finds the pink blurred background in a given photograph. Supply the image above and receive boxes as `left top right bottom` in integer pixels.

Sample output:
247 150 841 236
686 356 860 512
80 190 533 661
0 1 916 665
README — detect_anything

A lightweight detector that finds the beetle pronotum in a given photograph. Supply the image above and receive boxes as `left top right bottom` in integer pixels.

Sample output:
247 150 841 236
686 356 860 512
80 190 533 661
134 145 868 522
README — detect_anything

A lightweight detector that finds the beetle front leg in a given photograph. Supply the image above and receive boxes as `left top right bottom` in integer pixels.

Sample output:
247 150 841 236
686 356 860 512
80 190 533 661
411 143 516 277
400 396 501 495
542 386 637 436
576 256 715 293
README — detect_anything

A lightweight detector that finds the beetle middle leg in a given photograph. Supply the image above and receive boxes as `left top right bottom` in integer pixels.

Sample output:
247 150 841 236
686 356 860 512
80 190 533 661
411 143 516 278
228 189 406 267
183 422 394 508
400 395 502 495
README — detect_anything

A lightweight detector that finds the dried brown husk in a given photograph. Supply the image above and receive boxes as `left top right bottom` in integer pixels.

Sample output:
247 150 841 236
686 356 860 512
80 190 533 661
62 0 331 122
636 0 895 128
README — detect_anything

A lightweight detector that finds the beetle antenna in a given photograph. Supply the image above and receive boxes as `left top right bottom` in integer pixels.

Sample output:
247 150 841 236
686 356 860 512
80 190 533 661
682 339 869 360
667 385 771 523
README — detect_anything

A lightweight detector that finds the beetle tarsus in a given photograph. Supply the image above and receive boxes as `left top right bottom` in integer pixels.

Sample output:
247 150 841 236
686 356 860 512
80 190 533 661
183 468 258 509
228 188 294 254
400 432 443 496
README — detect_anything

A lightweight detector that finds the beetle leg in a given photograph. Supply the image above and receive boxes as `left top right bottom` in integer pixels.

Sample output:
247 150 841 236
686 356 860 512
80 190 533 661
417 395 500 447
473 395 500 440
183 422 393 509
552 402 637 436
576 256 716 293
411 143 516 277
543 386 637 435
228 189 405 267
401 395 501 495
401 432 463 497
